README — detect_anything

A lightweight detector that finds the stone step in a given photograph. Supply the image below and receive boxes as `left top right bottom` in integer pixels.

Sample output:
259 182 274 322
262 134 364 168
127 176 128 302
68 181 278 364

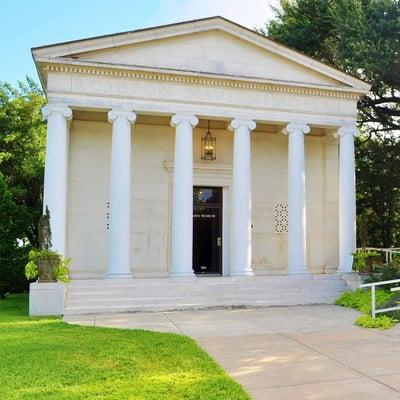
67 283 344 294
65 292 343 310
67 277 345 290
66 282 345 297
64 295 344 315
68 277 344 285
65 297 342 311
66 288 345 304
66 285 343 299
64 274 347 315
66 275 344 288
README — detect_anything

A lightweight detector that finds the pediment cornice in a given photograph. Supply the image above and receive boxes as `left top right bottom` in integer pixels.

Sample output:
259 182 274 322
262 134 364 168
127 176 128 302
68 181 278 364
32 16 370 93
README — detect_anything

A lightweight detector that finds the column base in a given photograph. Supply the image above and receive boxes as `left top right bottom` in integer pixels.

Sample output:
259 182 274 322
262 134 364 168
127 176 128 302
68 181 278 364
169 271 196 280
230 270 254 278
338 254 354 274
287 266 309 275
104 272 133 279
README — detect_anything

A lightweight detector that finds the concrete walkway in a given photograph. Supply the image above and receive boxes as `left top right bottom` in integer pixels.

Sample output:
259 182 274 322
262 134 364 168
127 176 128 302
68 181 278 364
65 305 400 399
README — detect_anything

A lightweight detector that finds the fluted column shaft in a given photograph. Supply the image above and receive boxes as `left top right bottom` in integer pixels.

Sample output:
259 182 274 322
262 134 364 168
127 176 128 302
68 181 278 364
229 118 256 276
338 125 359 272
285 123 310 274
42 104 72 255
170 113 199 278
106 108 136 278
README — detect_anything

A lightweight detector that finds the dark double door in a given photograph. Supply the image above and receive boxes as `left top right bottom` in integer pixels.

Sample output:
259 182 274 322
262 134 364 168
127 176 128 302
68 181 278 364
193 186 223 275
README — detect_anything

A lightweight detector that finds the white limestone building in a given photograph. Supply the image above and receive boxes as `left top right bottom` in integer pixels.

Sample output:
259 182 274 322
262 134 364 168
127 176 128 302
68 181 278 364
30 17 370 315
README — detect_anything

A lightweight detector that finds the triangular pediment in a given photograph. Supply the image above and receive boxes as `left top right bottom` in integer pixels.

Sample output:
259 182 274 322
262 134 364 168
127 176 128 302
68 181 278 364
69 31 346 88
32 16 370 92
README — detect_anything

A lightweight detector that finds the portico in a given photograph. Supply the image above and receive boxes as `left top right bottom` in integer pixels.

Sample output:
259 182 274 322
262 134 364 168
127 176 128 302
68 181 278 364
41 107 360 278
30 16 370 315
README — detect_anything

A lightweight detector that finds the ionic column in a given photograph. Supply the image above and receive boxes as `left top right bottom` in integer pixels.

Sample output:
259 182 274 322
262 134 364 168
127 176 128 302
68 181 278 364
170 113 198 278
42 104 72 256
285 123 310 274
106 108 136 278
229 118 256 277
338 125 359 272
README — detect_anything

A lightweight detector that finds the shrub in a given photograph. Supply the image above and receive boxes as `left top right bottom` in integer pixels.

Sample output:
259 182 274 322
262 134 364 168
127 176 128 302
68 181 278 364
353 250 381 272
336 289 399 329
379 262 400 281
335 288 394 314
356 315 397 329
365 261 400 284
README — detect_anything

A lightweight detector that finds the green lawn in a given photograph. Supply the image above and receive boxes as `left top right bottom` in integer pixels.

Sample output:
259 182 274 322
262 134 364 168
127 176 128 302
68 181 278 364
0 294 250 400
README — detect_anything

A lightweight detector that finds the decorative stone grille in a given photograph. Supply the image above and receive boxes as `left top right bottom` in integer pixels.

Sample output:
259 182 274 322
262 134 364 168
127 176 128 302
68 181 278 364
274 203 288 233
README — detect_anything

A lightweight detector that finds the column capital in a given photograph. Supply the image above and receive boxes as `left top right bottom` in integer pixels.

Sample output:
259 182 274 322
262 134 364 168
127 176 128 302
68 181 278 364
108 109 136 124
170 113 198 128
337 125 359 138
284 123 310 135
42 104 72 121
229 118 256 131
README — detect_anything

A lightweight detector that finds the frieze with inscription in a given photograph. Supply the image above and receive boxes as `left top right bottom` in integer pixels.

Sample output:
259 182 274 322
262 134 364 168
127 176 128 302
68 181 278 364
47 72 356 116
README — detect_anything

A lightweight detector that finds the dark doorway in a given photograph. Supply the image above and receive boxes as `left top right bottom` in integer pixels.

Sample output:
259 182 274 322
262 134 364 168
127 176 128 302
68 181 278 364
193 186 223 275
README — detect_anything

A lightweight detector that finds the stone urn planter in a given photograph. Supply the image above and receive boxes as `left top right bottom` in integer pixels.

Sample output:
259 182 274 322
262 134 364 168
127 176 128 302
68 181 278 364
36 252 62 282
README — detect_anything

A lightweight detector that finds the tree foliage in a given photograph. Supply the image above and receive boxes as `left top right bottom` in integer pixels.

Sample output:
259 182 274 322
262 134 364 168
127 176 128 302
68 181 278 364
261 0 400 246
356 136 400 247
0 173 30 297
261 0 400 135
0 79 46 295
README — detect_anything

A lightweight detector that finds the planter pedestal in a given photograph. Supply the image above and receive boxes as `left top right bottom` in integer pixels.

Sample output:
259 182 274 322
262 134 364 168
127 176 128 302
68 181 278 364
29 282 66 316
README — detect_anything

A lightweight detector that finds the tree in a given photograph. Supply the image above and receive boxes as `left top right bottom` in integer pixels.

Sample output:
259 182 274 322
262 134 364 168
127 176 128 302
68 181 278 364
0 79 46 295
261 0 400 136
0 173 30 298
356 136 400 247
261 0 400 246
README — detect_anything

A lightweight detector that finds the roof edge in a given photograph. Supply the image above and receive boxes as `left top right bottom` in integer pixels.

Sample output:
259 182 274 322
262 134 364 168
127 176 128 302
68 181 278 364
32 16 371 92
31 16 224 51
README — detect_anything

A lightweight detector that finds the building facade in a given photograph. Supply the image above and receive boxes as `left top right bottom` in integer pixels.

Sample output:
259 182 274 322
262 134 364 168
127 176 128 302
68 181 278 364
30 17 370 315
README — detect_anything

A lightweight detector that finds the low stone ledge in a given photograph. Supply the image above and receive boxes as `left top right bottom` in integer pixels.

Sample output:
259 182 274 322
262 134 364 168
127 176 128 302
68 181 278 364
29 282 66 316
340 272 361 291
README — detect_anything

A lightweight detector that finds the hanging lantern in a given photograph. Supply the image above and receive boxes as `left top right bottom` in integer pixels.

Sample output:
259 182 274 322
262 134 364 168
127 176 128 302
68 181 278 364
201 120 216 161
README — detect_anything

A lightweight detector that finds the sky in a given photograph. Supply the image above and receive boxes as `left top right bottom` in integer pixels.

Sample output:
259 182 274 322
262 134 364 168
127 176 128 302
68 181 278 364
1 0 279 87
